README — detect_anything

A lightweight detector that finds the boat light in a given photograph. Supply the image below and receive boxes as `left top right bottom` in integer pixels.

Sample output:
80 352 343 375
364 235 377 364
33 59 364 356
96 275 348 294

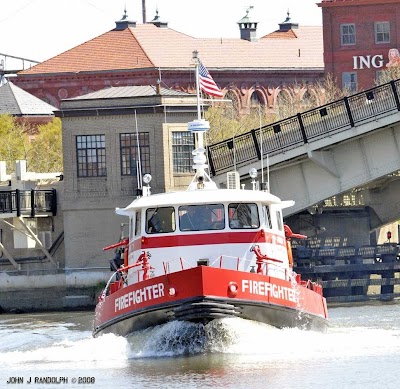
228 282 238 297
169 287 176 296
143 174 152 185
249 168 259 191
249 168 258 179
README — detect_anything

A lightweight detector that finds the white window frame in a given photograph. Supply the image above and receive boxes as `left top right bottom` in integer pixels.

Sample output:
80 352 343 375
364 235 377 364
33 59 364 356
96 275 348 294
342 72 357 92
172 131 195 174
341 24 356 46
375 22 390 44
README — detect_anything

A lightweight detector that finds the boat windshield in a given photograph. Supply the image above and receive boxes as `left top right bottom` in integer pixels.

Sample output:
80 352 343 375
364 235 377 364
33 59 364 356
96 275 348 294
179 204 225 231
228 203 260 229
146 207 176 233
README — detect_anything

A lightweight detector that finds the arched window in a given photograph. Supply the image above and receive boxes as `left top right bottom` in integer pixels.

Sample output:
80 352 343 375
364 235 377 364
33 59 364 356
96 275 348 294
276 89 295 118
224 91 240 115
250 91 263 107
302 90 317 108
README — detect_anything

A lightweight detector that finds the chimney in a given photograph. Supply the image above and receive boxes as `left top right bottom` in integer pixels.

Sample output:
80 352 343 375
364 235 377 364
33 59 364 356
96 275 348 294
142 0 146 23
237 6 258 42
115 9 136 30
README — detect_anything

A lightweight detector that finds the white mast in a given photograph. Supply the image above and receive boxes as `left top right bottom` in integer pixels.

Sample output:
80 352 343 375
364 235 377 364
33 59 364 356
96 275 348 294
187 51 217 190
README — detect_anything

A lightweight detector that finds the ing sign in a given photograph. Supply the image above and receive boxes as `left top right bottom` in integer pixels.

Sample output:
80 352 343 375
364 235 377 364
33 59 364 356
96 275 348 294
353 49 400 70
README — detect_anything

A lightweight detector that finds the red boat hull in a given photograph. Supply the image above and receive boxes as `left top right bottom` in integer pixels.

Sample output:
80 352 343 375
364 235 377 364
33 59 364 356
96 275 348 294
93 266 328 337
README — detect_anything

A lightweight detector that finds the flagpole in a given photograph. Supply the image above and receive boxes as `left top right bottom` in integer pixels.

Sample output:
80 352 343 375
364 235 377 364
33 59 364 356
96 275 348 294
193 51 202 121
192 50 204 150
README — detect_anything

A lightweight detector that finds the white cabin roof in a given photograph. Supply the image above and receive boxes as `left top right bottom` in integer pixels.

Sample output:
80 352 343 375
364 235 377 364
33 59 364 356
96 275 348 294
116 188 292 216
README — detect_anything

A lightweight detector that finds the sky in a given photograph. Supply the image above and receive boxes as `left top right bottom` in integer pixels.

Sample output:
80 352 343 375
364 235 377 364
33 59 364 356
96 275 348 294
0 0 322 69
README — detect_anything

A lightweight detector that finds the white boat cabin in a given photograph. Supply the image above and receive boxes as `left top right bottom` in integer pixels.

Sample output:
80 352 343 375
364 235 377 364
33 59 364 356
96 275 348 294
117 189 293 285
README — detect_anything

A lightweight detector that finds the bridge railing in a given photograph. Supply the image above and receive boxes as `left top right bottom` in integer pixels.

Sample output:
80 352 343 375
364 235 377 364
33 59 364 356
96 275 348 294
208 78 400 176
0 189 57 217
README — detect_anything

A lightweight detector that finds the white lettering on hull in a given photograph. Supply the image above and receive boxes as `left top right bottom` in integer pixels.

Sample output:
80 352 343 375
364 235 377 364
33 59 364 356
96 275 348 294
114 283 165 312
241 280 296 303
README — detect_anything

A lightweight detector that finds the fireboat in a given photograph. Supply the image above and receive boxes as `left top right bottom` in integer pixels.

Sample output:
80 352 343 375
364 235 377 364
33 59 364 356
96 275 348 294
93 55 328 338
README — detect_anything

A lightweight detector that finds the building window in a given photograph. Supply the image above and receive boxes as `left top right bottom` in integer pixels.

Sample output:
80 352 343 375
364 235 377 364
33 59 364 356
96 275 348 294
76 135 106 177
375 22 390 44
120 133 150 176
172 132 194 173
250 91 263 106
341 24 356 46
342 72 357 92
224 91 240 114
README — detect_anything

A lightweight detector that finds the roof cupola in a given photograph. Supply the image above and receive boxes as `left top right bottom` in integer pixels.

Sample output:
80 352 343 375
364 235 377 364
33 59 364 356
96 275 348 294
278 10 299 31
149 8 168 28
115 8 137 30
237 6 258 42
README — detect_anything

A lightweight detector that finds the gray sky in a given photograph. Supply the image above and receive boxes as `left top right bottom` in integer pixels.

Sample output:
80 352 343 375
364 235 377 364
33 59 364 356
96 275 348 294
1 0 322 65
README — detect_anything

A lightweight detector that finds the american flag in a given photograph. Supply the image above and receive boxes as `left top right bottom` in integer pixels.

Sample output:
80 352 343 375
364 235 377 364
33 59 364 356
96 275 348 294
198 61 223 98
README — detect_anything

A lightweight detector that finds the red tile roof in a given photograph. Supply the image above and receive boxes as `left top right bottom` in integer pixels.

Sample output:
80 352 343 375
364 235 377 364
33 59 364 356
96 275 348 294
318 0 400 6
261 29 298 39
19 24 323 75
19 28 154 74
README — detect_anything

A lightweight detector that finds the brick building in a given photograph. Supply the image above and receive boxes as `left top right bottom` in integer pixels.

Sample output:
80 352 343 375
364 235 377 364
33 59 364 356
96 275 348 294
318 0 400 91
12 9 324 114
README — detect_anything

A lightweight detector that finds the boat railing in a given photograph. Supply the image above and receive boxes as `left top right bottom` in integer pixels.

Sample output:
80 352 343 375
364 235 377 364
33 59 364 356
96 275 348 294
161 255 251 275
160 255 290 278
257 261 292 281
295 273 323 295
99 269 124 299
126 266 153 284
210 255 241 270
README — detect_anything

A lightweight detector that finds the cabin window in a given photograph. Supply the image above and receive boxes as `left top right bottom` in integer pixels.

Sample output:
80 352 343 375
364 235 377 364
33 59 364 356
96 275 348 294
172 132 195 173
276 210 283 231
120 133 150 176
263 205 272 229
179 204 225 231
135 211 141 236
130 217 135 240
146 207 175 234
76 135 106 177
228 203 259 229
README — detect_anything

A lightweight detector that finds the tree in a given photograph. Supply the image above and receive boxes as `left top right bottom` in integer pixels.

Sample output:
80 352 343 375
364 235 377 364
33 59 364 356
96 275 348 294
29 118 63 173
0 114 62 175
0 115 31 173
276 74 350 121
205 74 352 144
375 66 400 85
205 101 270 145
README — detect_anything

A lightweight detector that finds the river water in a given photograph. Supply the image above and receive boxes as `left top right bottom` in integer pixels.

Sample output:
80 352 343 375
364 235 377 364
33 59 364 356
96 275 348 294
0 302 399 389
